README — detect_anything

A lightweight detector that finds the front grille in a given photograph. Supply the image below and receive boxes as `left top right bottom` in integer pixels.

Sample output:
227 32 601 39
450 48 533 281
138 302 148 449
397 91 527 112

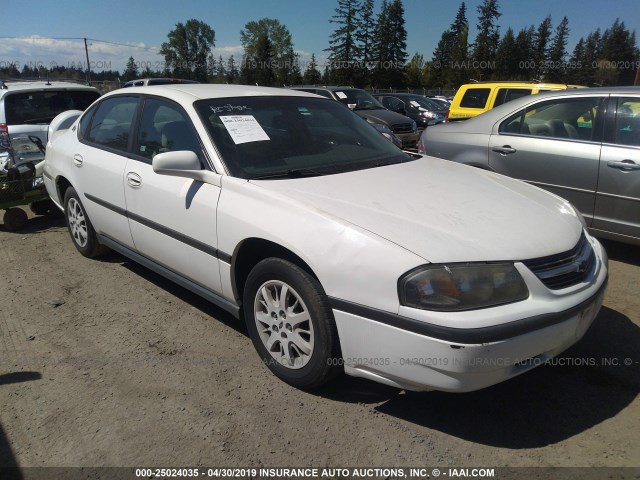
392 123 414 134
522 233 595 290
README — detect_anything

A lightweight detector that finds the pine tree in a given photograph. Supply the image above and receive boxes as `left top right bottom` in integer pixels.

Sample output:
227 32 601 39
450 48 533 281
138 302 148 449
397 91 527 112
431 2 468 88
303 53 322 84
371 0 407 88
494 27 517 79
326 0 362 85
514 26 536 80
547 16 570 81
471 0 501 79
599 19 640 85
226 55 239 84
405 52 426 88
354 0 375 85
123 56 139 82
532 15 553 79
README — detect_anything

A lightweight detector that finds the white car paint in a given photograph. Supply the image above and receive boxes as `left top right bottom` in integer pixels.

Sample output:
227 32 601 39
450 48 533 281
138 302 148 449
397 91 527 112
44 84 608 392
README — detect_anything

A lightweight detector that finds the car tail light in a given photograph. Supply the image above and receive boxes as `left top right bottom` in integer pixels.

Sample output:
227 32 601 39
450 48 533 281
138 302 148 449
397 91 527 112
0 123 11 149
445 110 449 121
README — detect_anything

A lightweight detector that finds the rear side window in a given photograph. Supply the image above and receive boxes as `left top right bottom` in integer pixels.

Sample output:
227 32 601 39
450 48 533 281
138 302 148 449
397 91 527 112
4 90 100 125
78 104 98 140
613 98 640 147
86 96 139 152
494 88 533 107
459 88 491 109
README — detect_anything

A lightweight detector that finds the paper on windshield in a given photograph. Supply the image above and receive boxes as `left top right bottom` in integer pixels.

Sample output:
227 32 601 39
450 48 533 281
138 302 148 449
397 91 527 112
336 92 347 99
220 115 270 144
410 101 421 107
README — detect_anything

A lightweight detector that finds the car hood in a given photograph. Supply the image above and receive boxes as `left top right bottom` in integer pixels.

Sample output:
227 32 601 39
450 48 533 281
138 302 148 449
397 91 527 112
250 157 582 263
354 108 414 126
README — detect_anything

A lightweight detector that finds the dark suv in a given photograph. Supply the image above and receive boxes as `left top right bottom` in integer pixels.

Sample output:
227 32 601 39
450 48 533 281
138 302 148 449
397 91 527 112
290 86 419 148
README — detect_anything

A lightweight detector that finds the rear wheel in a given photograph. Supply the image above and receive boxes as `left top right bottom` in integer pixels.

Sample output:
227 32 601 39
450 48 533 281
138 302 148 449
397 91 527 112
64 187 108 258
3 208 28 231
243 258 342 390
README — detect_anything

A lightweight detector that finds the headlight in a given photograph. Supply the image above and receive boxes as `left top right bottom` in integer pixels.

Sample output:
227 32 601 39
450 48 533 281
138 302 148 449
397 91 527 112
422 111 436 119
399 263 529 311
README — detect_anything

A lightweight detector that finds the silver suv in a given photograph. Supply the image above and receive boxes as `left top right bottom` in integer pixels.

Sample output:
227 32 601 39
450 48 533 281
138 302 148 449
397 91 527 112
419 86 640 246
0 80 101 171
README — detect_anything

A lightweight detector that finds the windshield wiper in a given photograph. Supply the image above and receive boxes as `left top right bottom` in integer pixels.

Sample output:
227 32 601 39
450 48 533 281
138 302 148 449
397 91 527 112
249 166 337 180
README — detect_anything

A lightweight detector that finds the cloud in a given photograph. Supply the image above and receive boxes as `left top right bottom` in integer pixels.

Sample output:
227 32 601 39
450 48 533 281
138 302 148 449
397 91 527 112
0 36 163 73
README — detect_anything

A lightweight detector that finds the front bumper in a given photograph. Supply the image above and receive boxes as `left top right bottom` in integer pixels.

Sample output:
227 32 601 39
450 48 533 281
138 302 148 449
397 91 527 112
331 238 608 392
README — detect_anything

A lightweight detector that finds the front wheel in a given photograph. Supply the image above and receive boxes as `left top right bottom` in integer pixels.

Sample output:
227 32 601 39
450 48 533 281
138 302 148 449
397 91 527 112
64 187 108 258
243 258 342 390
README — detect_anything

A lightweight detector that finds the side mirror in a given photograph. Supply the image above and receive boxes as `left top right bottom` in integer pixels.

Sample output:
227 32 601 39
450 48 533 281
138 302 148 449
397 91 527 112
347 103 357 110
152 151 219 185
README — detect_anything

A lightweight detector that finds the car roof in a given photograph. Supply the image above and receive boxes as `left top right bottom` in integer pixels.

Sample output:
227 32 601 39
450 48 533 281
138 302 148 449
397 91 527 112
102 84 318 105
0 80 98 93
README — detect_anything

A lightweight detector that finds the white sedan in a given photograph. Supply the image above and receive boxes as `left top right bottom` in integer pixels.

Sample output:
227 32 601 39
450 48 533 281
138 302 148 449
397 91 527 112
43 84 608 392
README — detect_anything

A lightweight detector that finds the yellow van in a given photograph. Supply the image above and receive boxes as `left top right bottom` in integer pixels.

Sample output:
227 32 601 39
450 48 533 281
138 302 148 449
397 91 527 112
447 81 585 121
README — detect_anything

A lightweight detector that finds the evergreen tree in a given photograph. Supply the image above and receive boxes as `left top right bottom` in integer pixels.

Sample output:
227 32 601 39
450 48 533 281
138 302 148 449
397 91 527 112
405 52 427 88
326 0 362 85
567 37 585 84
494 27 518 79
371 0 407 88
354 0 375 85
471 0 501 79
547 16 570 81
532 15 553 79
214 55 226 83
514 26 536 80
599 19 639 85
226 55 239 84
431 2 468 88
303 53 322 84
123 56 139 82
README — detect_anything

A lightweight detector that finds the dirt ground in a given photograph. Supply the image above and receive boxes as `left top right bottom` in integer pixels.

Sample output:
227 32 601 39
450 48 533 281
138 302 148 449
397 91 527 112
1 208 639 474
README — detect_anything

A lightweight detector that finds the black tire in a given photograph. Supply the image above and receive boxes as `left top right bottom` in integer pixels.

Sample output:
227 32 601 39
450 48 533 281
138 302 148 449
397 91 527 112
243 258 342 390
3 208 28 231
30 199 51 216
63 187 108 258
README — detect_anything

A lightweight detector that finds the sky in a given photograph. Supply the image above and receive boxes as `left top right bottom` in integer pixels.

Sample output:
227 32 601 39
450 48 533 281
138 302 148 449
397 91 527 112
0 0 638 75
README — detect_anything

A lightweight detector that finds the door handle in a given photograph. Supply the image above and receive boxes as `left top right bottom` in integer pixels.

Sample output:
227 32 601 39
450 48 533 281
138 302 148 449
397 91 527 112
607 160 640 171
492 145 517 155
73 154 83 167
126 172 142 188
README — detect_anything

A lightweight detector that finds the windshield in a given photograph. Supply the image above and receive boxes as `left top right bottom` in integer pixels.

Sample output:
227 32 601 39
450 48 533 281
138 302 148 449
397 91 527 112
333 89 384 110
4 89 100 125
404 96 443 111
195 96 410 179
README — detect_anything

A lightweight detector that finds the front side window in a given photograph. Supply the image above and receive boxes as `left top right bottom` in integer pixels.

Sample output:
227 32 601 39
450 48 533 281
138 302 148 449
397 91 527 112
459 88 490 109
195 96 409 179
380 96 405 113
333 89 384 110
136 98 202 161
500 97 603 141
86 96 139 152
613 97 640 147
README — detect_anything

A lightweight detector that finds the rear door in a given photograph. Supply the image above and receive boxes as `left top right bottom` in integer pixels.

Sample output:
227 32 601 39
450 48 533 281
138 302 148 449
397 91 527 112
73 95 139 248
488 95 605 222
592 96 640 241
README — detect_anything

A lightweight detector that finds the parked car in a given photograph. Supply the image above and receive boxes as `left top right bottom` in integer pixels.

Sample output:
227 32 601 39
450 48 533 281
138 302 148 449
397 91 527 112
447 81 584 121
44 84 607 393
373 93 447 129
290 86 419 148
425 95 451 110
122 78 199 88
419 86 640 246
0 80 101 172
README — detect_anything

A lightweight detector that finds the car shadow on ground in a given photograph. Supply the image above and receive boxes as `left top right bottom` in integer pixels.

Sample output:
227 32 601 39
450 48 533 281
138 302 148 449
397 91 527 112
350 306 638 448
0 372 41 477
600 239 640 267
0 209 65 234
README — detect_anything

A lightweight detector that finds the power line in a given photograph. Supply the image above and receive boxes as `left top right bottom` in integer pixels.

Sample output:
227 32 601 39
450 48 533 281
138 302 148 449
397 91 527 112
0 36 161 52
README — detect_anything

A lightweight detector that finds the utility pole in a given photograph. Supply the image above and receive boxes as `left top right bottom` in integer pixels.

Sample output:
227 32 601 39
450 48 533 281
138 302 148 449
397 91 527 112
84 38 92 85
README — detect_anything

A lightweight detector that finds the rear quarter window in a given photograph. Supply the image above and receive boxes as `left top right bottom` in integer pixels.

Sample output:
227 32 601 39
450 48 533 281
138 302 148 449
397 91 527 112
459 88 491 109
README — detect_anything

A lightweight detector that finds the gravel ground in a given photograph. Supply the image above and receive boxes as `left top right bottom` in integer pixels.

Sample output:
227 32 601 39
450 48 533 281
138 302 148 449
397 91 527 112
1 209 639 475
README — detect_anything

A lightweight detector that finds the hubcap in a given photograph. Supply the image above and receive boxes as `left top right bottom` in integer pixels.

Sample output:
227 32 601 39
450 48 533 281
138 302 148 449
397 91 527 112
67 198 88 248
254 280 314 369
